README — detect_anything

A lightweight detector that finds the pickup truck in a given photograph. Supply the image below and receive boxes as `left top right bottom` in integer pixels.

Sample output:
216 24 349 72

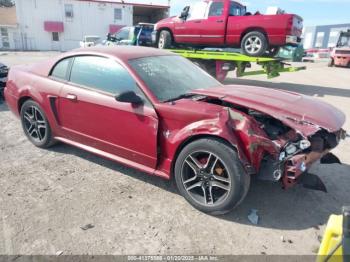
153 0 303 57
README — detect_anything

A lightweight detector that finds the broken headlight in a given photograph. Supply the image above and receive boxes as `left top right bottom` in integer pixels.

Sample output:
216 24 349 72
279 139 311 161
299 140 311 150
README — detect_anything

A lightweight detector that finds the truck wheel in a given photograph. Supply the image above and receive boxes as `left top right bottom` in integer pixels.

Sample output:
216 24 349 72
328 58 334 67
241 31 268 57
158 30 172 49
174 138 250 215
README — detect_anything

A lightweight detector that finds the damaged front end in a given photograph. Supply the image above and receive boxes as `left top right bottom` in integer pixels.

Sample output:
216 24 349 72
199 95 347 193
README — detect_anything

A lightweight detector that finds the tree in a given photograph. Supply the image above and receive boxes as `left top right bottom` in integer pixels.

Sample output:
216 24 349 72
0 0 15 7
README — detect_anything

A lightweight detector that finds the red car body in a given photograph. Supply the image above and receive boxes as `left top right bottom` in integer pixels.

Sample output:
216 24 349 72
4 46 346 207
154 0 302 49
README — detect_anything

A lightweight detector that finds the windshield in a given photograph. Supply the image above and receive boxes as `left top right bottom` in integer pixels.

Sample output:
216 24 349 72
338 35 350 47
129 56 221 102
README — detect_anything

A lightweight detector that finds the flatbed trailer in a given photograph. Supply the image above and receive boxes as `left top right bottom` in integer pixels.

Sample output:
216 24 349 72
170 49 306 82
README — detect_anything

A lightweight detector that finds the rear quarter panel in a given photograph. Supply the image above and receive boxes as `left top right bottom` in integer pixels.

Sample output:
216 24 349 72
5 66 64 136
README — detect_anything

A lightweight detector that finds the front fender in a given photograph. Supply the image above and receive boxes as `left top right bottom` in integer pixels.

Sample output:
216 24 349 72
161 109 253 176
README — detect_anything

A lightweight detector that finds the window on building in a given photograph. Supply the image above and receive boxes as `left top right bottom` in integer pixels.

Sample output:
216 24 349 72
114 8 122 20
208 1 224 17
50 58 72 80
65 4 74 18
315 32 325 48
0 28 10 48
70 56 142 96
52 32 59 42
303 32 313 49
328 30 340 48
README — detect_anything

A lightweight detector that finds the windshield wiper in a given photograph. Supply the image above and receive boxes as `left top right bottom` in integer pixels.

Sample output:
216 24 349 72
163 93 195 103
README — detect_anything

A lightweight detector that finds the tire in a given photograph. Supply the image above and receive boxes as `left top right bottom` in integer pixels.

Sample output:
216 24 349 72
328 58 334 67
241 31 268 57
174 138 250 215
20 100 55 148
158 30 172 49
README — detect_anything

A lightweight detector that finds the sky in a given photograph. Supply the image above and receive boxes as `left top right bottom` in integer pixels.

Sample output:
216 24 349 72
169 0 350 27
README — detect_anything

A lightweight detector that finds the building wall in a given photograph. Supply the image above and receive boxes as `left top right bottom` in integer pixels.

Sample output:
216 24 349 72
303 23 350 49
15 0 169 51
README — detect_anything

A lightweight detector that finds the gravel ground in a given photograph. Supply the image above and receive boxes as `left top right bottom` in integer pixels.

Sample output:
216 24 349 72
0 52 350 255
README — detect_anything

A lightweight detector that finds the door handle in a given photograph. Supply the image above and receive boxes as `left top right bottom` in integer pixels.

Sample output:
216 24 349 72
216 20 224 23
66 94 77 101
193 20 201 23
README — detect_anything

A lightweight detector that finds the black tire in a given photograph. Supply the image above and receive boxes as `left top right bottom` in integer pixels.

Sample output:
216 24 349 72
20 100 55 148
158 30 172 49
174 138 250 215
328 58 334 67
241 31 268 57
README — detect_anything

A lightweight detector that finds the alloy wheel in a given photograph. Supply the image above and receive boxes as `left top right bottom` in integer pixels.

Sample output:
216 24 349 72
158 35 165 49
181 151 231 206
23 105 47 142
245 36 262 54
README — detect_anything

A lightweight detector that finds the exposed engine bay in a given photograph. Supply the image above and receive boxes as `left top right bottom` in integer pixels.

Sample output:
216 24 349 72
198 96 347 192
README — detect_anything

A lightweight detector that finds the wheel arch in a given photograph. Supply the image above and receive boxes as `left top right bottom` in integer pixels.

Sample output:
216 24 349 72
240 27 269 43
170 134 241 180
18 96 34 114
157 27 174 43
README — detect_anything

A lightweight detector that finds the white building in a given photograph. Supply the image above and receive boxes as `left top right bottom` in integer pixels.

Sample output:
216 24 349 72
0 6 21 50
14 0 170 51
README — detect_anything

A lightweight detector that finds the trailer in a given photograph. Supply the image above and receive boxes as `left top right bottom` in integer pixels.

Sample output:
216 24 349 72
170 49 306 82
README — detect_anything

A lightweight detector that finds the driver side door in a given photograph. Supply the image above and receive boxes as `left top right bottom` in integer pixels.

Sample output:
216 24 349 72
56 55 158 169
174 2 209 44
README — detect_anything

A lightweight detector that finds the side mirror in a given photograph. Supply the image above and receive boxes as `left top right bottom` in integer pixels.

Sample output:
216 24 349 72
180 6 190 19
115 91 143 105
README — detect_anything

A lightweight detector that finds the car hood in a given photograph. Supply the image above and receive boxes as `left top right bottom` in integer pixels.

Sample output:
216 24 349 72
192 85 346 136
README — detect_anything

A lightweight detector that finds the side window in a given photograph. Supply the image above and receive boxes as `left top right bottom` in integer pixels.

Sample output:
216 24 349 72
187 2 208 20
115 28 130 40
208 1 224 17
69 56 142 96
50 58 71 80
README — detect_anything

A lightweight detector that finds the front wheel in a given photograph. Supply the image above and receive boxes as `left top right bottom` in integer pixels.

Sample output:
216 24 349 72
174 138 250 215
241 31 268 57
158 30 172 49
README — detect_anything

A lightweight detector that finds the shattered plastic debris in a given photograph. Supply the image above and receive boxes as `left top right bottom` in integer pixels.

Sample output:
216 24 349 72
55 251 63 256
80 223 95 231
248 209 259 225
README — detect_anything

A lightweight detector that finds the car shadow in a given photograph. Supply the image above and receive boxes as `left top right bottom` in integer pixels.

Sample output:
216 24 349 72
49 143 350 231
224 78 350 98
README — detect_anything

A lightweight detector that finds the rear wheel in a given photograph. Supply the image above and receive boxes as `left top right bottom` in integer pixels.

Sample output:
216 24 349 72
241 31 268 57
174 138 250 215
20 100 55 148
158 30 172 49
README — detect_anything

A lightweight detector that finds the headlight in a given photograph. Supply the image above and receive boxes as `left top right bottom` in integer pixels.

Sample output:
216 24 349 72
299 140 311 150
285 144 297 155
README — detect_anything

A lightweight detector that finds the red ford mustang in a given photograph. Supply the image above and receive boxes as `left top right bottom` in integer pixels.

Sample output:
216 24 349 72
4 46 347 214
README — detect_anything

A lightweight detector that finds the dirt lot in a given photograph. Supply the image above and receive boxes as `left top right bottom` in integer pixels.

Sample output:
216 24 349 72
1 52 350 255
